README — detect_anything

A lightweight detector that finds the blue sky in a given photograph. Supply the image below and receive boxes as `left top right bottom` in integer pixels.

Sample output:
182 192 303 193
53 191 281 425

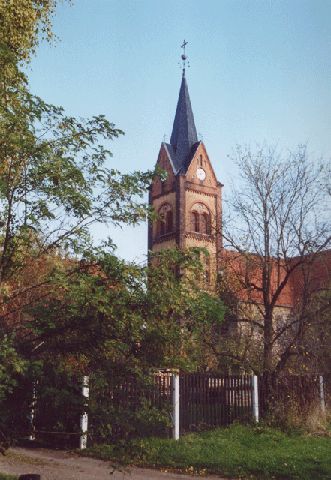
28 0 331 262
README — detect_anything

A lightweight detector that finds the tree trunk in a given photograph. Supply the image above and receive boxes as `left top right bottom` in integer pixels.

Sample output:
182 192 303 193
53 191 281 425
263 312 273 372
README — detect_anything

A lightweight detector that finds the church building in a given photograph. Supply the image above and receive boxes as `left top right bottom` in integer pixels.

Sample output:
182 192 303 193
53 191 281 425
148 45 330 374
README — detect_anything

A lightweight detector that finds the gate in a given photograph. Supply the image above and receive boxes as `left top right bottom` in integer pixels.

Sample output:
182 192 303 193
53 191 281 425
179 374 253 433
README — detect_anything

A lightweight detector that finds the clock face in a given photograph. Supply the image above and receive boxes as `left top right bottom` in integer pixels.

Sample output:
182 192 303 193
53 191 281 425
197 168 206 181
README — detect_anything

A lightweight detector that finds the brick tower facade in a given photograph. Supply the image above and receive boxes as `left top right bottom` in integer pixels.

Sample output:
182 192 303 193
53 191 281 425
148 70 223 289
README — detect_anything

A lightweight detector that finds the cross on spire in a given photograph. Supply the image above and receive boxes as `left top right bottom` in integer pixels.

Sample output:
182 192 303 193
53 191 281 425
181 39 188 76
170 44 198 171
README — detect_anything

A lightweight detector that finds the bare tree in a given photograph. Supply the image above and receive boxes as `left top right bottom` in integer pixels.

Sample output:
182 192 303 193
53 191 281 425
221 145 331 374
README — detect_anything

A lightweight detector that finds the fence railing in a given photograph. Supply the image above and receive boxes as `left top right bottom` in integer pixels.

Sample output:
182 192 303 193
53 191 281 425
22 372 327 448
258 374 324 419
179 374 255 432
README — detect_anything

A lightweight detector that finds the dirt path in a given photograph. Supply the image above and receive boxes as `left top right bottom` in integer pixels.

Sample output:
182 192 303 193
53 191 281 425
0 447 229 480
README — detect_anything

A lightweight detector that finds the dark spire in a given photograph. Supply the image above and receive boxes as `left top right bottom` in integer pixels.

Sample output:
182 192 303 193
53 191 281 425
170 57 198 172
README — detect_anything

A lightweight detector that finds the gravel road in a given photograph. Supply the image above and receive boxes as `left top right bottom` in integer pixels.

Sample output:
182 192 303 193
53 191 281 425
0 447 229 480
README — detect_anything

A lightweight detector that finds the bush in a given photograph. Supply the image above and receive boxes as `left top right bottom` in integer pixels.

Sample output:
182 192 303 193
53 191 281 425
88 372 171 444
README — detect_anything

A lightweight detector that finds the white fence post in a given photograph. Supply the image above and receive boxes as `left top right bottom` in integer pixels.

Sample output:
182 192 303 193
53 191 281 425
319 375 326 414
171 373 180 440
29 381 37 441
80 375 89 449
252 375 259 423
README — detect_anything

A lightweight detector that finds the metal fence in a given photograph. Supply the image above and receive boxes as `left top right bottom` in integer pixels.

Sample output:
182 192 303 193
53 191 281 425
91 372 326 439
258 374 323 419
87 372 173 443
179 374 254 432
15 372 327 447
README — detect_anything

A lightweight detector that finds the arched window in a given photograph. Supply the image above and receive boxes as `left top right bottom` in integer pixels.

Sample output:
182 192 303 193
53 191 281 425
190 203 212 235
191 211 199 232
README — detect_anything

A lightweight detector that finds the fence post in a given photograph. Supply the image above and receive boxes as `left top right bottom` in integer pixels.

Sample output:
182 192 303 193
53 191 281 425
252 375 259 423
29 381 37 441
171 373 180 440
319 375 326 414
80 375 89 449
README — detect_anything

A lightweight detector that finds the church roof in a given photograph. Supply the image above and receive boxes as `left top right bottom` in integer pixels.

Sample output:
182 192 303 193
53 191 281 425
163 140 200 174
169 73 199 173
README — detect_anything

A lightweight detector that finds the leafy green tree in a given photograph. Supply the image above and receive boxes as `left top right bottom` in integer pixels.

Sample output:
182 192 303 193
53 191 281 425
0 66 154 409
0 0 156 447
18 248 224 370
0 89 153 278
0 0 58 61
9 247 224 444
0 1 227 447
0 0 154 331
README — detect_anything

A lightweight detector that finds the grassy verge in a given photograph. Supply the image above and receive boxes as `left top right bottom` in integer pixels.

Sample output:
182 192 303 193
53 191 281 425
83 424 331 480
0 475 17 480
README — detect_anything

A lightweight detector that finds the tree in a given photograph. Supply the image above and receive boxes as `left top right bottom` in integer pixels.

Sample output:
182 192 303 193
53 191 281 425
0 0 155 327
0 0 157 446
15 248 224 371
222 145 330 374
0 67 155 361
144 248 225 370
0 247 225 444
0 0 59 62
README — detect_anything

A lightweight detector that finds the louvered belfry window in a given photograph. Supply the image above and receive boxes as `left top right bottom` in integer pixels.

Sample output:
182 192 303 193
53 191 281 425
190 203 211 235
191 211 199 232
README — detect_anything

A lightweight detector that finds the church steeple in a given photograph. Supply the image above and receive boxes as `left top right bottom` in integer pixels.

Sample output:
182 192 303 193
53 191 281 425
170 72 198 172
149 44 223 286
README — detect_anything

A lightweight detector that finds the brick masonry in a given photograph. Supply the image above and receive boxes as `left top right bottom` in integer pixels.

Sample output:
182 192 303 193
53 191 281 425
149 142 222 289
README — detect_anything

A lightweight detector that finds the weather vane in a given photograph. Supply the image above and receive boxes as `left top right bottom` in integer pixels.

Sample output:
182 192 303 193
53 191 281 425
180 39 190 76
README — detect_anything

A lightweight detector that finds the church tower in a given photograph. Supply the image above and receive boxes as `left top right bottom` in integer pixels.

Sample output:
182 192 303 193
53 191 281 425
148 46 223 289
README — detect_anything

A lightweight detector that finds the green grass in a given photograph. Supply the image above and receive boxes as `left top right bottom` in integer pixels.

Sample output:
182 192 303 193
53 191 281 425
0 474 17 480
84 424 331 480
